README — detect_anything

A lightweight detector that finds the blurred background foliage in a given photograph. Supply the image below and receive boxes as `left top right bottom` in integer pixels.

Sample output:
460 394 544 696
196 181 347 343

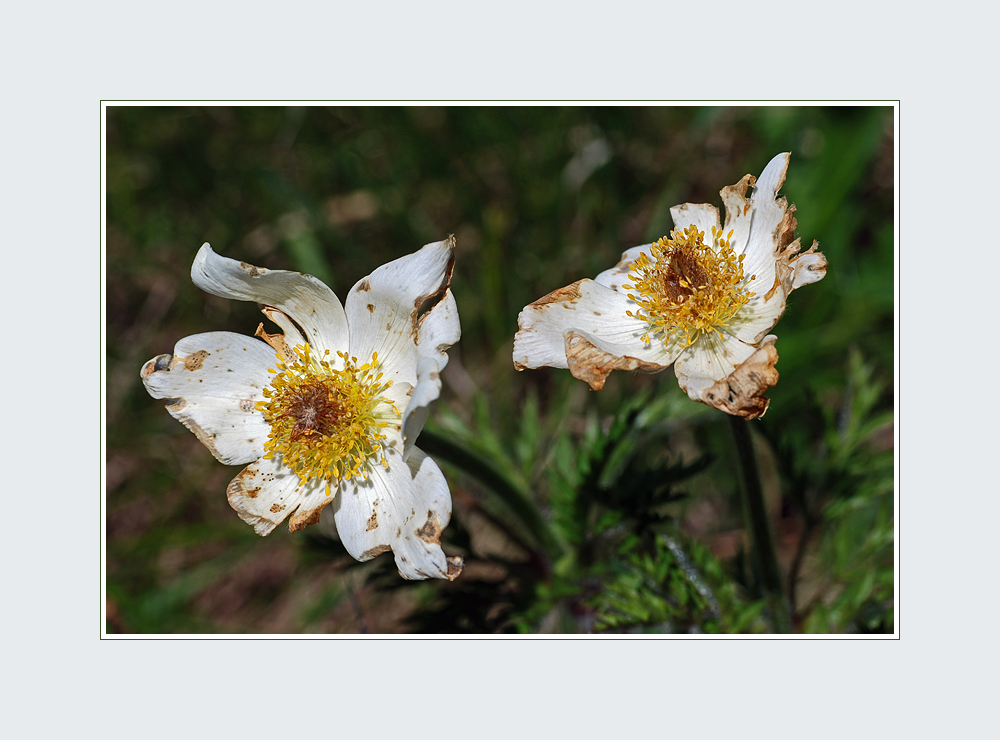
105 105 894 634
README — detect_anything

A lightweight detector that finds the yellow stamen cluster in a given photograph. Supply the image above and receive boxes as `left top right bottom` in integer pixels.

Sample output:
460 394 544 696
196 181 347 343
623 224 755 347
255 344 399 491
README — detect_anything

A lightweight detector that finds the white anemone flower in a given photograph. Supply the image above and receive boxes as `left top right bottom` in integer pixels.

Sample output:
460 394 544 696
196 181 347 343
513 153 827 419
141 238 463 581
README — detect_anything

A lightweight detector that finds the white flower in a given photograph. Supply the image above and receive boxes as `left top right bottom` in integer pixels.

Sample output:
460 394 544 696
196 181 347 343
513 153 826 418
141 238 463 581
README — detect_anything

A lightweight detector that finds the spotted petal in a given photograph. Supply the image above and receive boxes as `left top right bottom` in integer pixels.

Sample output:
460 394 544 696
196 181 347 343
141 332 276 465
344 237 459 387
331 447 461 581
676 335 780 419
191 244 350 354
225 455 334 535
513 278 681 388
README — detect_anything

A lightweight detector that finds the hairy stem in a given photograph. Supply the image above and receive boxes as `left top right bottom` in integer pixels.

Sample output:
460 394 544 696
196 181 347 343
729 415 793 633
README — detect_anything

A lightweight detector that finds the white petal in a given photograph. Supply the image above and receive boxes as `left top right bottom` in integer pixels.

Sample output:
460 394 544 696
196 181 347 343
378 379 411 454
790 248 828 290
332 447 461 581
344 238 458 387
729 153 794 297
686 335 780 419
191 244 350 354
594 244 652 294
674 332 758 400
723 293 787 346
513 279 678 377
226 455 334 536
751 153 793 243
141 332 276 465
416 287 461 375
401 357 442 459
399 290 460 457
260 306 306 349
669 202 721 239
720 173 755 265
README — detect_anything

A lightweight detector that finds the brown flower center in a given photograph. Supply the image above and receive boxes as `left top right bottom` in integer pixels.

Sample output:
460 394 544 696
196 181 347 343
285 382 347 441
623 225 755 346
256 345 399 487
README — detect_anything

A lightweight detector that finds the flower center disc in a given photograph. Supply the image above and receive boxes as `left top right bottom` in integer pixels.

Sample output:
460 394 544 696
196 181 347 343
256 345 399 488
624 224 755 346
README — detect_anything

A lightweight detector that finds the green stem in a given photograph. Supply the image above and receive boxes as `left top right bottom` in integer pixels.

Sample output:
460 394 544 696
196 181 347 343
729 415 793 633
417 430 564 561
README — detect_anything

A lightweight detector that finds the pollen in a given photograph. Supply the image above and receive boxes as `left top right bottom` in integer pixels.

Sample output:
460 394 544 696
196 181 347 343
255 343 399 490
623 224 755 347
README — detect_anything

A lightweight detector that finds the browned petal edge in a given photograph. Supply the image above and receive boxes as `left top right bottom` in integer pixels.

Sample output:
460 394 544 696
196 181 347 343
358 547 463 582
225 465 333 536
141 352 183 380
288 502 329 533
512 280 588 372
790 240 827 289
762 156 826 296
720 173 756 224
526 279 584 309
699 336 780 420
411 235 457 341
564 330 665 391
142 352 225 459
176 415 223 459
772 236 828 296
254 321 292 362
446 556 464 581
226 467 278 535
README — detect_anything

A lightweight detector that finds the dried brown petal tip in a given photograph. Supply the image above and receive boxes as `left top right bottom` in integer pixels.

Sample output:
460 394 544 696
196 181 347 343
564 331 663 391
446 556 464 581
700 336 780 420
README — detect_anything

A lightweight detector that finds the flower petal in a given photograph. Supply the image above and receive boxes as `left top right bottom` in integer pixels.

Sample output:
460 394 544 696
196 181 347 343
260 306 306 352
191 244 350 354
674 331 758 401
513 279 679 382
724 292 787 346
726 153 800 298
403 290 462 459
594 244 652 294
720 173 755 264
789 242 828 290
225 455 334 536
399 290 460 457
669 202 721 239
141 331 276 465
332 447 461 581
344 237 458 387
562 329 678 390
751 153 795 248
686 335 780 419
377 379 411 454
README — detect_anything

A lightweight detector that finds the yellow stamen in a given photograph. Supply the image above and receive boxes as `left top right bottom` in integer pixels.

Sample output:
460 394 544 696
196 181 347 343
624 224 755 347
255 344 399 488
